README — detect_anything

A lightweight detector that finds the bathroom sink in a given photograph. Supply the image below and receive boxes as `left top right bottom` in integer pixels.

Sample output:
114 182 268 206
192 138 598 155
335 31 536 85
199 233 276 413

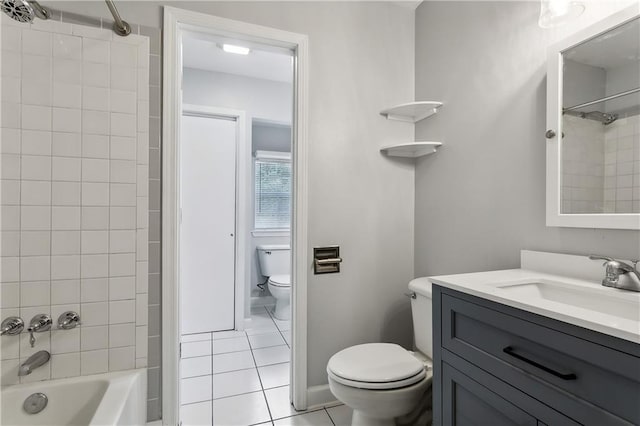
428 251 640 343
495 280 639 321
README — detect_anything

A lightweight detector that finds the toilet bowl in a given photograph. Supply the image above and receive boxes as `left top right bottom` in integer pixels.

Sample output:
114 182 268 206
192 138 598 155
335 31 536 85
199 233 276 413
327 278 433 425
328 343 432 426
256 245 292 320
267 274 291 320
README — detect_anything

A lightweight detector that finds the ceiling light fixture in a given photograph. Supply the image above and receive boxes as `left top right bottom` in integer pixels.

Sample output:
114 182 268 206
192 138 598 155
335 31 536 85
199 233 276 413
538 0 585 28
222 44 250 55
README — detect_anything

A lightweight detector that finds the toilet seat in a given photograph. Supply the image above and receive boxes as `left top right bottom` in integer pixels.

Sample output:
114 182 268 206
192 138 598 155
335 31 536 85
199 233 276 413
268 274 291 287
327 343 427 390
328 368 427 390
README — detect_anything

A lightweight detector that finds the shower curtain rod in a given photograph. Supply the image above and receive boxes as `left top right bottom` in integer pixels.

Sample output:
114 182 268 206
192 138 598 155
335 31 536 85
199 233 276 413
104 0 131 36
563 87 640 112
32 0 131 36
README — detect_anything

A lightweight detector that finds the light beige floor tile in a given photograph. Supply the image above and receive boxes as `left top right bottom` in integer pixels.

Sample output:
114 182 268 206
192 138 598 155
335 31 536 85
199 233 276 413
326 404 352 426
212 391 271 426
273 410 334 426
213 368 262 399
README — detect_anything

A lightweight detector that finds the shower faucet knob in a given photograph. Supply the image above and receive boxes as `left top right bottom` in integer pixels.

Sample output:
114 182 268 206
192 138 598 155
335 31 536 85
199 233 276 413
27 314 52 347
57 311 80 330
1 316 24 336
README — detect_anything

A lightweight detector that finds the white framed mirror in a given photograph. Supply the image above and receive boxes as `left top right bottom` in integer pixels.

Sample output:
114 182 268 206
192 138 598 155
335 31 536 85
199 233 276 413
546 5 640 229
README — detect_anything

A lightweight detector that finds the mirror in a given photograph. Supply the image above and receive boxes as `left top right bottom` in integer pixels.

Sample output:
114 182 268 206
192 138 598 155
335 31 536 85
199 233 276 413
561 16 639 215
546 6 640 229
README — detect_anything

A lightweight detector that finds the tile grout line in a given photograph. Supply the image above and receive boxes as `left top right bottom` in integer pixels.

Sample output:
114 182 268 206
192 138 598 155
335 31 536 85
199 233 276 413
179 309 289 424
324 407 337 426
246 327 274 423
17 51 23 381
105 49 111 374
210 332 214 426
46 55 53 379
260 306 296 423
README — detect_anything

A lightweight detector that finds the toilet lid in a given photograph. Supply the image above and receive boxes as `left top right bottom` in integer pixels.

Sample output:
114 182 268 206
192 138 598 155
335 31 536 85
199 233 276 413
327 343 426 390
269 274 291 287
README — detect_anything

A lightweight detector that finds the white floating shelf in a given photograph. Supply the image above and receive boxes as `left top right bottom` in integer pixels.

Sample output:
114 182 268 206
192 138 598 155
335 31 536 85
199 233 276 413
380 141 442 158
380 101 443 123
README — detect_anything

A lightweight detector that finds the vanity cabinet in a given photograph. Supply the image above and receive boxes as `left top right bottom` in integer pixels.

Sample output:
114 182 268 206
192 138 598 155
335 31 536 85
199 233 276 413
433 285 640 426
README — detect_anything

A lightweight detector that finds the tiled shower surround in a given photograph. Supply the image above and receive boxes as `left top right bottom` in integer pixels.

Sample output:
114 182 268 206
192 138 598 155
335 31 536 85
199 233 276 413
0 11 162 420
603 115 640 213
562 114 640 214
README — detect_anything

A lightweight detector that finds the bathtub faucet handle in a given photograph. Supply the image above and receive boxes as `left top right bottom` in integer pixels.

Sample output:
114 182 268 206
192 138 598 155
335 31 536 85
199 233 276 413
27 314 52 348
0 316 24 336
57 311 80 330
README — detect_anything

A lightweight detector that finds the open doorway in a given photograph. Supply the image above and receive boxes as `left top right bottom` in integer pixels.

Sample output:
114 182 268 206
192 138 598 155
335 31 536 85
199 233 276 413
179 31 294 424
163 8 309 426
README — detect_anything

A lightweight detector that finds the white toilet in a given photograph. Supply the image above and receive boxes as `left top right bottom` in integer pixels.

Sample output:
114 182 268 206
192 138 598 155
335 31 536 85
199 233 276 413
256 244 291 320
327 278 433 426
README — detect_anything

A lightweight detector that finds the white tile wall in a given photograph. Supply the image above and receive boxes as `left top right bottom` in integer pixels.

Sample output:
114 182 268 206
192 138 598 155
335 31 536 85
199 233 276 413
0 15 149 384
562 114 640 214
561 115 605 214
603 115 640 213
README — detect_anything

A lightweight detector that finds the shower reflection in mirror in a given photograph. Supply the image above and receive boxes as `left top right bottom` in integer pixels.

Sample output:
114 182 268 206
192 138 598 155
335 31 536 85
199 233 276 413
560 17 640 214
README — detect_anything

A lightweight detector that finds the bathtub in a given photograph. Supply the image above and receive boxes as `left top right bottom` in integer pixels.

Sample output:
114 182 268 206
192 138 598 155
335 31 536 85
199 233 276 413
0 369 147 425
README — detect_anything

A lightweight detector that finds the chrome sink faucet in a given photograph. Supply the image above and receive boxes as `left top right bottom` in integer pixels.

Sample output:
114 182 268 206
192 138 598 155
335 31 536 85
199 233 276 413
589 255 640 292
18 350 50 376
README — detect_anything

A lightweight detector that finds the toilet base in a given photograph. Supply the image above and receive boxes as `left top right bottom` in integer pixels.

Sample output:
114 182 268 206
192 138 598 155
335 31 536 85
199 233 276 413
268 281 291 320
328 370 430 426
352 410 394 426
272 300 290 320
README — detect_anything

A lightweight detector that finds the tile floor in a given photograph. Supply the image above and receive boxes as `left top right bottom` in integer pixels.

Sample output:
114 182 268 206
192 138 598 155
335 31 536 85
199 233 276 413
180 306 352 425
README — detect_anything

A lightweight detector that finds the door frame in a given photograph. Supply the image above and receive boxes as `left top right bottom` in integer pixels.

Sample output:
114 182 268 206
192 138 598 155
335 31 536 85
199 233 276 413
181 104 247 333
162 7 309 425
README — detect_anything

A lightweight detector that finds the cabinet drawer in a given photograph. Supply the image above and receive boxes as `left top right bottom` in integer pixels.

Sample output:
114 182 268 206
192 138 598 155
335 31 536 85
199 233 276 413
441 352 579 426
441 293 640 425
443 362 537 426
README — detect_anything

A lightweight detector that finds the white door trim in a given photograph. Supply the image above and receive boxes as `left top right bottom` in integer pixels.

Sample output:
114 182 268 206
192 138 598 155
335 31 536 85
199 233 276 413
162 7 309 425
182 104 247 333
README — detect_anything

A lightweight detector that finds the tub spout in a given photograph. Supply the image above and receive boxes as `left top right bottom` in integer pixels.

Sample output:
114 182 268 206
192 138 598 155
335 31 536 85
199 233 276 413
18 350 50 376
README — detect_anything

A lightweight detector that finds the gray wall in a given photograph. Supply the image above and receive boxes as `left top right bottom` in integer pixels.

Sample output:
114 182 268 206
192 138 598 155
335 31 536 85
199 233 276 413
605 61 640 113
563 59 605 108
182 68 293 124
414 0 640 280
253 123 292 153
44 0 416 400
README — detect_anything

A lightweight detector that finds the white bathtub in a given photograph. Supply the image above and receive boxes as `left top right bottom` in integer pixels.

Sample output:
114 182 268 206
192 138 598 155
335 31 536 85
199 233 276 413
0 369 147 426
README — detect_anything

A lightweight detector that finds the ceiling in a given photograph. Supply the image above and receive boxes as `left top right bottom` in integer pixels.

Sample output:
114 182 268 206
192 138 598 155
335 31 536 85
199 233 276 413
182 35 294 84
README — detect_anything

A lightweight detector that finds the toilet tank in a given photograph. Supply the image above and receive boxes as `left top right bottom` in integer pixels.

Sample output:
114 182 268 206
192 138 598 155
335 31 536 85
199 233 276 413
256 245 291 277
408 277 433 360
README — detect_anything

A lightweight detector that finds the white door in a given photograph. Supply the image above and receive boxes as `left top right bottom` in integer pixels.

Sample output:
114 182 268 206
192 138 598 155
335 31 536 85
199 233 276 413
180 114 237 334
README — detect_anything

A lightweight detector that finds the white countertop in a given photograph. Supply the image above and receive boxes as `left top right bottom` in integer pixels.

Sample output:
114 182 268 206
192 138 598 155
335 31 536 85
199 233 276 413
427 252 640 345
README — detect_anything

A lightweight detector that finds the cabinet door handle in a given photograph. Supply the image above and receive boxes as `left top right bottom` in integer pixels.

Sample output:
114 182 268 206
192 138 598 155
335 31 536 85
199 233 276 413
503 346 577 381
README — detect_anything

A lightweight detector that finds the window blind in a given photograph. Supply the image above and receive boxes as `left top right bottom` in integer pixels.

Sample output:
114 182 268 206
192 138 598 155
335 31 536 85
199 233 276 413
254 156 291 229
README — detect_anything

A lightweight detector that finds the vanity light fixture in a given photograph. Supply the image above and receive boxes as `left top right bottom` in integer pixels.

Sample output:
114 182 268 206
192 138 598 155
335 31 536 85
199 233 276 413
538 0 585 28
222 43 251 55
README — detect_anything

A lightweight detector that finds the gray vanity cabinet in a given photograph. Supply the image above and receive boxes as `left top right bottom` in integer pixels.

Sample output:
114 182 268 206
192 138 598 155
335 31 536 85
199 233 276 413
432 285 640 426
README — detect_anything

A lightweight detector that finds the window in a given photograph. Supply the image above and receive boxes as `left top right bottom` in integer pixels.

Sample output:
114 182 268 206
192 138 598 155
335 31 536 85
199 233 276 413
254 151 291 229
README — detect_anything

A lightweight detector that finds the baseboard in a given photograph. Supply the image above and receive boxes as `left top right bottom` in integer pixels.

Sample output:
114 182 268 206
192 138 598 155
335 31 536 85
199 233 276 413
251 295 276 308
306 384 341 411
